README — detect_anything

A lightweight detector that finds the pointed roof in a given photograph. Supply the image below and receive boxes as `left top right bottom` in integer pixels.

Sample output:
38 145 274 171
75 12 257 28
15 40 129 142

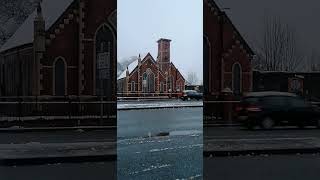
206 0 254 56
0 0 74 53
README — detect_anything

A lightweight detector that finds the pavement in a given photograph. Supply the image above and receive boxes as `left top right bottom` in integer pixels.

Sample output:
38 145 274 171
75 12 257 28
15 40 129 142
204 126 320 156
0 129 116 166
0 142 116 166
204 154 320 180
117 99 203 110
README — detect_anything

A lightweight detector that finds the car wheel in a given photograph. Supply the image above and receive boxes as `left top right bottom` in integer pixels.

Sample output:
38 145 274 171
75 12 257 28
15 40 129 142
246 123 255 130
316 119 320 128
261 117 274 130
297 123 305 129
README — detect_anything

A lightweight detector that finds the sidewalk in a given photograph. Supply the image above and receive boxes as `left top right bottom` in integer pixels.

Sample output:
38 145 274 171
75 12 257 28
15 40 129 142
117 100 203 110
0 141 116 166
204 136 320 157
0 126 116 133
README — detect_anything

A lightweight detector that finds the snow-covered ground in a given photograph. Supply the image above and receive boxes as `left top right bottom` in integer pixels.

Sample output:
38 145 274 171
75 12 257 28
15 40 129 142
117 100 203 110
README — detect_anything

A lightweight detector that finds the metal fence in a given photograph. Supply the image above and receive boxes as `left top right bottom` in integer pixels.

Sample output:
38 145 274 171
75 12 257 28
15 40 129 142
203 101 241 125
0 96 116 128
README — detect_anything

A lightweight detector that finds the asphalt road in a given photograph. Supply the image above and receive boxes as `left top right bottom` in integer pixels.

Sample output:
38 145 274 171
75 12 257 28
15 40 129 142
118 107 202 138
0 162 116 180
118 107 203 179
204 154 320 180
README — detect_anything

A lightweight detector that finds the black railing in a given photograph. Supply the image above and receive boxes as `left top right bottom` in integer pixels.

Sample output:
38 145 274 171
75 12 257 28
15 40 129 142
0 96 116 128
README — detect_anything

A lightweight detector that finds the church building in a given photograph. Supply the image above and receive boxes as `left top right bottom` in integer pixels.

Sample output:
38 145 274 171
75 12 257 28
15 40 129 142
0 0 116 99
117 39 185 96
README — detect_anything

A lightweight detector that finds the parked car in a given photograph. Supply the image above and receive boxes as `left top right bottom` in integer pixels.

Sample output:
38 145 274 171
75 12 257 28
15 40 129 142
181 90 202 101
236 91 320 130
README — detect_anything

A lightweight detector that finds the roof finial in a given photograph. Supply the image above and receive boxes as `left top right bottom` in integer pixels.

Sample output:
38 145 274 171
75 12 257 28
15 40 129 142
37 1 42 14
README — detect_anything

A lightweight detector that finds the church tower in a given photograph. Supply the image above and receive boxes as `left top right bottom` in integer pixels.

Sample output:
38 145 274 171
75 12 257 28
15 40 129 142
157 38 171 72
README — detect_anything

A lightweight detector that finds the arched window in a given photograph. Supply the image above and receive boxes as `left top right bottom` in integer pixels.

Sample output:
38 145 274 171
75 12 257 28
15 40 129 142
232 63 242 96
148 72 155 93
54 58 66 96
167 76 173 92
95 23 115 96
142 69 155 93
160 82 164 93
131 81 135 92
142 72 147 92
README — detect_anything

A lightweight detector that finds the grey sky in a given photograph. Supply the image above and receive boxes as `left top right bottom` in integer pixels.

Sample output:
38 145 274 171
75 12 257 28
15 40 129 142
216 0 320 57
118 0 203 83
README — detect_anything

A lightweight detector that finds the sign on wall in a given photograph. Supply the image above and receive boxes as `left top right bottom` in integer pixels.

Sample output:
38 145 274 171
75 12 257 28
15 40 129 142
97 52 110 79
288 77 303 94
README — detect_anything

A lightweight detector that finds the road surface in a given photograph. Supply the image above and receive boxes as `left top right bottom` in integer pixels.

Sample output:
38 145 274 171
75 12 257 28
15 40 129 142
204 154 320 180
118 107 203 179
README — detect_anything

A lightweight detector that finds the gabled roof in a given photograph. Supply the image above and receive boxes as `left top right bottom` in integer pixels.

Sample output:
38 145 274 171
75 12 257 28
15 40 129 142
0 0 74 53
117 53 165 80
117 59 139 80
207 0 254 56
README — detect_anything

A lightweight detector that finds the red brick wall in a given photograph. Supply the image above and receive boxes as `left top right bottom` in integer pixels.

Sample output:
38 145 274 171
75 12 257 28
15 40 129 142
204 0 252 96
124 54 185 95
44 5 79 95
83 0 116 98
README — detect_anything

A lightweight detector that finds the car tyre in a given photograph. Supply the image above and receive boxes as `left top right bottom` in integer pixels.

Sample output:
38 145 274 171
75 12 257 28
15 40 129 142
246 123 254 130
297 123 305 129
316 119 320 129
260 117 274 130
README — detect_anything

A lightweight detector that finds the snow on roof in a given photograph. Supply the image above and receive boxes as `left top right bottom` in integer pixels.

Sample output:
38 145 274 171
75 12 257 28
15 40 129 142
117 59 139 80
0 0 74 53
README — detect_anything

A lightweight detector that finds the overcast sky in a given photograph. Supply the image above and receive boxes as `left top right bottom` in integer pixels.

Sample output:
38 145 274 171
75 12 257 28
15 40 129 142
118 0 203 83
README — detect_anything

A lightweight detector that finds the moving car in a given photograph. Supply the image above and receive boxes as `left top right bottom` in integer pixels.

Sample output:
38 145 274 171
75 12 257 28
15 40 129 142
181 90 202 101
236 91 320 129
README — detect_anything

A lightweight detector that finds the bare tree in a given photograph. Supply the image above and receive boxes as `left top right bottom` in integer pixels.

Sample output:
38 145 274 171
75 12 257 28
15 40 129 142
254 13 304 72
307 49 320 72
187 71 199 85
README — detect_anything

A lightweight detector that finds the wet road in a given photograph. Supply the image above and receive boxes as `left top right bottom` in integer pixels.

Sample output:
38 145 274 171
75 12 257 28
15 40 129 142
118 107 203 179
204 154 320 180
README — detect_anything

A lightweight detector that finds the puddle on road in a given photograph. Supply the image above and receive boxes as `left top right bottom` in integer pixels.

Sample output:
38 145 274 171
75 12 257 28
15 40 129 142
169 130 202 136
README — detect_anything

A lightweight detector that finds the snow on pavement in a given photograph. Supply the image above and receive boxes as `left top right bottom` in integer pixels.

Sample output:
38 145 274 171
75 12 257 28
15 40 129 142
117 100 203 110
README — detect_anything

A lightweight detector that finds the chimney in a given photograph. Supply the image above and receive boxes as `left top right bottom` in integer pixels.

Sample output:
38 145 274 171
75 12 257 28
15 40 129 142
138 54 142 66
126 67 129 77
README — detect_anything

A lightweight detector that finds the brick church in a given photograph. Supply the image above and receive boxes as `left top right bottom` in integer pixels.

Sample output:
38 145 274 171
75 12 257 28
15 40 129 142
204 0 254 97
0 0 116 99
203 0 254 119
117 38 185 96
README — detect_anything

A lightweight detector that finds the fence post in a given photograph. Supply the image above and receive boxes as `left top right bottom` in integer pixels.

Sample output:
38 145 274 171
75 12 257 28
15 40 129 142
100 96 103 125
68 96 71 122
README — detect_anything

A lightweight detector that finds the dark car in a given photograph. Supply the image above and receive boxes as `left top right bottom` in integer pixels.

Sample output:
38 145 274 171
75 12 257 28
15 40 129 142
181 90 202 101
236 91 320 130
